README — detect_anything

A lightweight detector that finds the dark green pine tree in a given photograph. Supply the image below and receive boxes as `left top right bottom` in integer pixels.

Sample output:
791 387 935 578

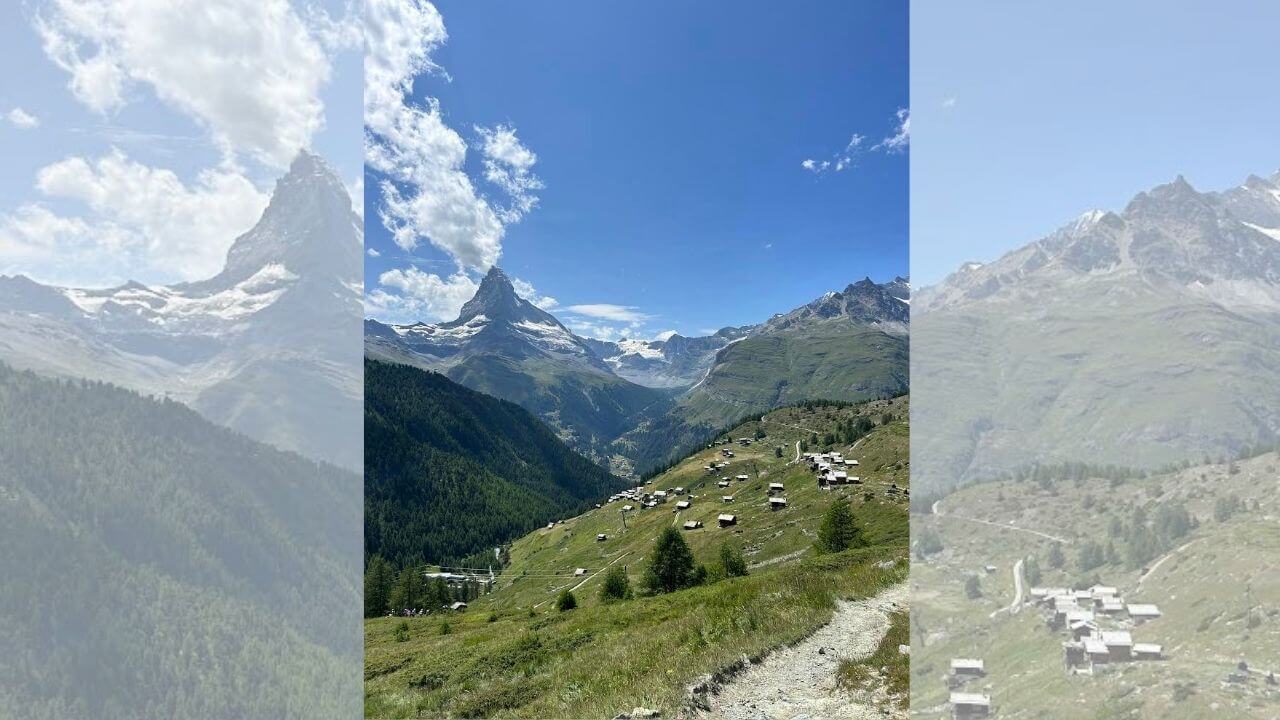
816 499 866 553
644 527 700 594
388 566 425 612
364 555 394 617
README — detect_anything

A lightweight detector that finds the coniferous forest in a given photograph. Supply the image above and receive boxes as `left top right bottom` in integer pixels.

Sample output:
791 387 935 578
364 360 626 573
0 363 361 719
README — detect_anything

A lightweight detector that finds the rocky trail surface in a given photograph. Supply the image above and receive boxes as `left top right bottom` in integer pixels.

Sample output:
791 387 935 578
695 582 907 720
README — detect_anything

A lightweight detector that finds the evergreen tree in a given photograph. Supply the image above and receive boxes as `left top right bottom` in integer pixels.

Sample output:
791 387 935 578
775 446 783 459
388 566 425 612
1076 541 1104 572
916 528 944 558
599 565 631 602
964 575 982 599
816 499 865 553
644 527 701 593
1023 556 1041 586
425 577 451 610
364 555 394 617
1048 542 1065 569
555 589 577 611
719 542 749 578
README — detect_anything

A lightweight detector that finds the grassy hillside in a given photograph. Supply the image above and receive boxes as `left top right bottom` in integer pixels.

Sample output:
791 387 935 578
365 360 629 569
365 397 910 719
911 451 1280 719
912 286 1280 497
617 322 908 474
0 364 359 719
446 354 675 476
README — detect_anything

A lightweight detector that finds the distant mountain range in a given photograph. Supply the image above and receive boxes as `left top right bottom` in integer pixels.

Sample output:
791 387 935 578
367 268 910 475
914 171 1280 495
0 152 363 470
365 359 626 568
582 327 754 389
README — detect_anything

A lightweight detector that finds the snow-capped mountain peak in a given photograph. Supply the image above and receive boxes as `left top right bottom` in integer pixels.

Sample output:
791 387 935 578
0 150 363 470
367 266 606 371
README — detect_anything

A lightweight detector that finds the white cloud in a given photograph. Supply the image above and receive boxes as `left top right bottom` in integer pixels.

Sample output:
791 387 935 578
36 0 332 168
874 108 910 153
654 329 678 341
565 319 623 341
475 123 543 220
942 96 957 109
367 247 381 257
7 107 40 129
365 266 478 323
801 158 829 174
511 276 558 310
565 303 651 323
364 0 540 273
803 111 906 177
348 174 364 218
0 150 267 286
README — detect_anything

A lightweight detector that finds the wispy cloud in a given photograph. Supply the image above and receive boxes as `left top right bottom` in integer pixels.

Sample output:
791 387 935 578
802 109 908 176
872 108 909 153
565 304 651 323
512 276 558 310
7 107 39 129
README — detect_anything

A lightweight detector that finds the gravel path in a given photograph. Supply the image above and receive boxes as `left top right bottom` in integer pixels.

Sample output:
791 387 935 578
700 582 907 720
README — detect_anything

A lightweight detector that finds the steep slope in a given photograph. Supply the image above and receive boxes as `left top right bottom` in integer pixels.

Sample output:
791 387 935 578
913 172 1280 495
0 364 359 719
0 152 363 470
366 268 672 472
364 360 628 568
365 398 910 719
616 278 911 472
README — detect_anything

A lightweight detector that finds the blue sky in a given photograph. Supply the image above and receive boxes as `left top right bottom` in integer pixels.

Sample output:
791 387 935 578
364 0 908 340
912 1 1280 286
0 0 361 288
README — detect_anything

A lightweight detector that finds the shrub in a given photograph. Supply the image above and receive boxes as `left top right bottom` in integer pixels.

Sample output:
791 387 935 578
555 589 577 611
599 565 631 602
719 543 749 578
393 621 410 643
